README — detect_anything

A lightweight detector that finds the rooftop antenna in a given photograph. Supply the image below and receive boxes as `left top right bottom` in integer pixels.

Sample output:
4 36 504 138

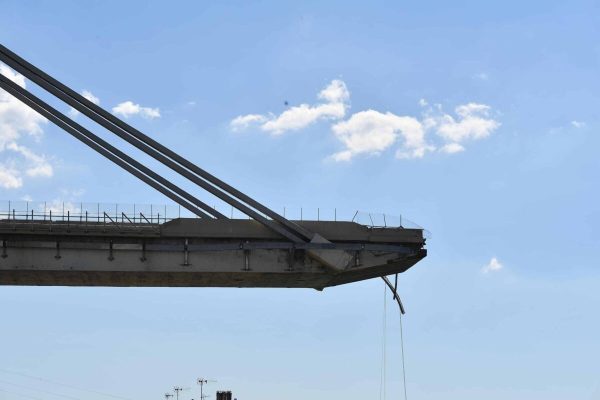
197 378 217 400
165 393 174 400
173 387 185 400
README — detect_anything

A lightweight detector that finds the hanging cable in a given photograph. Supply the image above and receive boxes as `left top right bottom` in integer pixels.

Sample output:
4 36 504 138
399 306 408 400
379 282 387 400
380 275 408 400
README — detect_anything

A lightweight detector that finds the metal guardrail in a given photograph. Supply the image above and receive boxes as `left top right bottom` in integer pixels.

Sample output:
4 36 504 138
0 200 428 235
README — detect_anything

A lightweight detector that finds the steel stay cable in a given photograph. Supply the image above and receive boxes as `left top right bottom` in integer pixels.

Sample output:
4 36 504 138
0 74 210 219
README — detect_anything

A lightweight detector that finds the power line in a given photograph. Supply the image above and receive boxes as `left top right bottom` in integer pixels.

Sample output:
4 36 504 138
0 368 135 400
0 387 45 400
0 378 84 400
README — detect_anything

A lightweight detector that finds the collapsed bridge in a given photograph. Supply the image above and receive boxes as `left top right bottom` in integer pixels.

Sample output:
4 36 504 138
0 44 427 295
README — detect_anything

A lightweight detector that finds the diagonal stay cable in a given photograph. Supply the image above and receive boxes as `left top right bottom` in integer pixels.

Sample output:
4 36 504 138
0 73 214 219
0 44 314 242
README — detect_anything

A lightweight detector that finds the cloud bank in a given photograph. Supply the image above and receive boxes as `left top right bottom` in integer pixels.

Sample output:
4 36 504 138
231 80 500 161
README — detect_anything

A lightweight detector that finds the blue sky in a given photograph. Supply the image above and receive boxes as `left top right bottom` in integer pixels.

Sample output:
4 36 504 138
0 1 599 399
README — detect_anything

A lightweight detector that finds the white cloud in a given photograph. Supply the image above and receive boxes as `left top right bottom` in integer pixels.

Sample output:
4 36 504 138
0 63 53 189
317 79 350 104
571 120 586 128
230 114 268 131
112 101 161 119
7 143 53 177
0 163 22 189
439 142 465 154
334 102 498 161
68 90 100 118
231 79 349 135
482 257 503 273
432 103 500 143
331 110 432 161
230 79 500 162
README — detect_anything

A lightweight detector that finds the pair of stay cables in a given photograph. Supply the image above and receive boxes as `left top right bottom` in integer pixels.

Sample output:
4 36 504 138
0 44 313 242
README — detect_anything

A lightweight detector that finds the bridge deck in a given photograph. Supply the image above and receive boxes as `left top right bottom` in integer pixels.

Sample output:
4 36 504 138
0 218 426 290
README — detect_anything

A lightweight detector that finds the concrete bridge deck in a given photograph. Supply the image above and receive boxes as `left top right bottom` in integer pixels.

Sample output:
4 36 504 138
0 218 426 290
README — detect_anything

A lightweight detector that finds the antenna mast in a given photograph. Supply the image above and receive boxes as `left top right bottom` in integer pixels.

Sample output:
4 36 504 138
197 378 217 400
173 387 183 400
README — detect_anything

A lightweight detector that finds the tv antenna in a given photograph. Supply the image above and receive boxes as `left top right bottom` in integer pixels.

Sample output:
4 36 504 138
197 378 217 400
173 387 189 400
